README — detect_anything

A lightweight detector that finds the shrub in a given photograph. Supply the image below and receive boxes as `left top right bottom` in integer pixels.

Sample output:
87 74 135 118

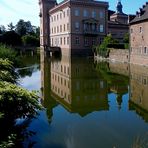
1 31 22 46
22 35 40 46
0 44 20 66
96 34 118 57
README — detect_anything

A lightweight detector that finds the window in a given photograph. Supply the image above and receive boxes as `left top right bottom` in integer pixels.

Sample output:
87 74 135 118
84 23 88 31
54 27 56 33
54 16 56 21
61 65 63 72
57 14 59 20
144 47 147 54
99 24 104 33
64 24 66 31
84 38 89 46
92 11 96 18
92 38 96 45
140 27 142 33
51 38 53 46
64 37 66 45
92 24 96 31
67 37 69 45
60 13 62 19
75 37 80 45
83 10 88 17
60 25 62 32
131 28 133 33
63 11 65 18
75 9 79 16
57 26 59 33
67 9 69 16
67 23 70 31
75 22 80 31
99 11 103 18
60 37 62 45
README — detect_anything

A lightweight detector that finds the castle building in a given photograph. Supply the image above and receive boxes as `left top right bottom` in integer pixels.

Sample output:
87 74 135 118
130 2 148 65
108 0 129 43
39 0 108 56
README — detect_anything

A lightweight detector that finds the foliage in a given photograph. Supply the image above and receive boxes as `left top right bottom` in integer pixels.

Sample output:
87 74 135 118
124 33 129 43
0 20 39 47
2 31 22 46
0 81 42 119
96 34 118 57
0 44 20 66
15 20 34 37
123 33 129 49
7 22 15 31
0 25 6 34
22 35 40 46
124 43 129 49
0 57 42 147
0 59 18 83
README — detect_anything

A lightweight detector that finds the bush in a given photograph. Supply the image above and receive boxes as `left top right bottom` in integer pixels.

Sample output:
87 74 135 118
22 35 39 46
95 34 118 57
0 59 18 83
0 58 42 147
1 31 22 46
0 44 20 66
124 43 129 49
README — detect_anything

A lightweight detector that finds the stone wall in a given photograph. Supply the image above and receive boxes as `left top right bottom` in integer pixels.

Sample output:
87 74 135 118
130 21 148 66
109 62 129 77
109 48 129 63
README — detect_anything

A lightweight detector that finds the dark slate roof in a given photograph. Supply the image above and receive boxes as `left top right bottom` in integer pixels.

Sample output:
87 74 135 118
130 2 148 24
108 20 128 27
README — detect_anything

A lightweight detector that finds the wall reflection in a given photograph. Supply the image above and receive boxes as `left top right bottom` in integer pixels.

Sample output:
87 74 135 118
129 64 148 122
41 53 133 119
50 56 109 116
41 52 148 123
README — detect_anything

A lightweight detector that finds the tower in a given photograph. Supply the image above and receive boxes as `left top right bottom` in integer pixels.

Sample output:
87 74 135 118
116 0 123 13
39 0 56 51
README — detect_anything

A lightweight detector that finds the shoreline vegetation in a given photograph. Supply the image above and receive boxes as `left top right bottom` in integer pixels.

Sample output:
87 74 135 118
0 44 42 147
93 34 129 58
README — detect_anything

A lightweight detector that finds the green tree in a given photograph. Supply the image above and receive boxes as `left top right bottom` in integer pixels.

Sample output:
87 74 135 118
15 20 34 36
25 21 33 34
0 25 6 34
124 33 129 43
22 35 39 46
15 19 27 36
0 44 20 66
0 57 42 147
7 22 15 31
2 31 22 46
96 34 118 57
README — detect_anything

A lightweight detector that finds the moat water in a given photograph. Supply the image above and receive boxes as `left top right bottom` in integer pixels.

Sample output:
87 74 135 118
14 55 148 147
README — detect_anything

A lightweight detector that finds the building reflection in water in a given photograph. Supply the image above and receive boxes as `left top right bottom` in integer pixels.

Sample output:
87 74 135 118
40 52 58 122
50 56 109 116
41 53 133 118
39 53 148 147
129 64 148 122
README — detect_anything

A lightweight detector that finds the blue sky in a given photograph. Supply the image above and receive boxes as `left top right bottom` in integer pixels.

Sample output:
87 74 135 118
0 0 147 27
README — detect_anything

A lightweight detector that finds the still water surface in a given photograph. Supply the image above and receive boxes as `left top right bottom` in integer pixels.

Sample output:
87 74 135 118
18 55 148 148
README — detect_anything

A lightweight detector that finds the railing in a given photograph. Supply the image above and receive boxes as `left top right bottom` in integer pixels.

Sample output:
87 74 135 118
83 30 99 36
